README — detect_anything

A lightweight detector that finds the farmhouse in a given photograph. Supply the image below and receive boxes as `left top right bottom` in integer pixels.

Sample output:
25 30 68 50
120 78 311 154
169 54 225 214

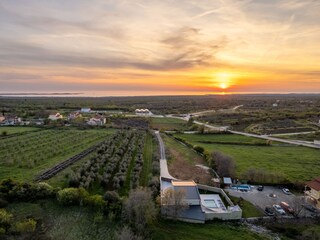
135 109 152 116
68 112 82 121
87 115 106 126
0 115 5 123
160 179 242 223
306 177 320 208
48 113 63 121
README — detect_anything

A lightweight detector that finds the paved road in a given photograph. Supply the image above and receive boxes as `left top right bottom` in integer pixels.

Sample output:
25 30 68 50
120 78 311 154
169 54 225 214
229 130 320 149
154 131 176 180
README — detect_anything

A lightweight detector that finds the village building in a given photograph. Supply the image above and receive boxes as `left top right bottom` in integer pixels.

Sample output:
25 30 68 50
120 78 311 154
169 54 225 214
306 177 320 208
68 112 82 121
1 115 22 125
48 113 63 121
87 115 106 126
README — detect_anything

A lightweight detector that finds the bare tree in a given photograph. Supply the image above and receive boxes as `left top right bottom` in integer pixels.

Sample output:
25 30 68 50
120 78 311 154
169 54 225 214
212 151 235 177
115 226 142 240
291 196 305 217
123 188 157 233
160 188 189 220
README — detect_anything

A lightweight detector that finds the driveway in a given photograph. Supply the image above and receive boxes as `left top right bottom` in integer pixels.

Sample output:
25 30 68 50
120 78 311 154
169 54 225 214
226 185 313 217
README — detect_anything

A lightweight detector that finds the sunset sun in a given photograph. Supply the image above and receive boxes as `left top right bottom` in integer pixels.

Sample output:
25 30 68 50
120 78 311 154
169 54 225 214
214 72 234 91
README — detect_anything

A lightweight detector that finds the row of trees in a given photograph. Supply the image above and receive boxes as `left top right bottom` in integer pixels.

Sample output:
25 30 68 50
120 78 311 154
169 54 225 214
71 130 148 192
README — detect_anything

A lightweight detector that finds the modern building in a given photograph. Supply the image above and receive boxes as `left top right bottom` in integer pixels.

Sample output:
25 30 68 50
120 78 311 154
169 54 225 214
135 109 152 116
306 177 320 208
160 179 242 223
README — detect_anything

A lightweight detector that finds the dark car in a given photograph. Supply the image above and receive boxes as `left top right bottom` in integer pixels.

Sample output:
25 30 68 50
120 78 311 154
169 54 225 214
302 204 318 213
257 185 264 191
265 207 275 216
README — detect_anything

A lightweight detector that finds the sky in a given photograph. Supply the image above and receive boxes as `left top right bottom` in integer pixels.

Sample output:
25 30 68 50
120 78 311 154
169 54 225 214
0 0 319 95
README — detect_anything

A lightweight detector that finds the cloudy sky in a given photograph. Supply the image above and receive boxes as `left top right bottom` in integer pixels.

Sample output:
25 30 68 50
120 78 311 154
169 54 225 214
0 0 319 95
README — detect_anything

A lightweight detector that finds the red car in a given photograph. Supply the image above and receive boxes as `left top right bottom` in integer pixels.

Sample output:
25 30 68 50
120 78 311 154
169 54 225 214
280 201 294 214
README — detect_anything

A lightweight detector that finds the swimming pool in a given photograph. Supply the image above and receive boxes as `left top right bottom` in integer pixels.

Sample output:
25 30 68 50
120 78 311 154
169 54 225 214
231 184 251 191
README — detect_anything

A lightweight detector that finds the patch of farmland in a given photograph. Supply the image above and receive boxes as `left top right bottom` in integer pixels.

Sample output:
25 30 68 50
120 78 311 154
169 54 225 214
0 129 114 181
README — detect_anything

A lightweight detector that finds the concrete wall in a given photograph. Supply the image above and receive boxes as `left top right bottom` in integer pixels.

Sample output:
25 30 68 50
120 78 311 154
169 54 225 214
205 210 242 221
197 184 234 206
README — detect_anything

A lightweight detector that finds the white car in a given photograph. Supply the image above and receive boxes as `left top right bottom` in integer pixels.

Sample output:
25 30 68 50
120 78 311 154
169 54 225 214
273 204 286 215
282 188 291 195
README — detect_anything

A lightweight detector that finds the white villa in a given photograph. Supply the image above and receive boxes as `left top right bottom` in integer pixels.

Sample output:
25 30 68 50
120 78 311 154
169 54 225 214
135 109 152 116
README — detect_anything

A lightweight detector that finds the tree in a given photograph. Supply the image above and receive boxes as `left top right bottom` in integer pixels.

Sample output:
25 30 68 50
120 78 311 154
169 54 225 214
160 188 188 220
212 151 235 177
198 125 205 134
115 226 141 240
123 188 157 233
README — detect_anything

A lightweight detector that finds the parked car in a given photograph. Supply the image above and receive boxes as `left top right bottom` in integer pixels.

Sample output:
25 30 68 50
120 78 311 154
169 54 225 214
257 185 264 191
282 188 291 195
280 201 294 214
273 204 286 215
265 207 275 216
302 204 318 213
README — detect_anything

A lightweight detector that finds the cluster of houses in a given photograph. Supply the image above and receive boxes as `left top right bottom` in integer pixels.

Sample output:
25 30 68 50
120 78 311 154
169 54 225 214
0 115 22 126
0 107 107 127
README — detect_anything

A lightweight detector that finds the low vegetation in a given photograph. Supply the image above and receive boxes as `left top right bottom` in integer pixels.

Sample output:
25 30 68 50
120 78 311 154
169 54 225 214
173 133 320 184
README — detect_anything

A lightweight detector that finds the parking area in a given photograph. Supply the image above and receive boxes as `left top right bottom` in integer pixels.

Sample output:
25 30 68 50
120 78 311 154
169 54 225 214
226 185 315 217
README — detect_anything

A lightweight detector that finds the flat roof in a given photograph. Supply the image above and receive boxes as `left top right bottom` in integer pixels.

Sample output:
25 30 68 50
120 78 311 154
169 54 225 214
172 181 197 187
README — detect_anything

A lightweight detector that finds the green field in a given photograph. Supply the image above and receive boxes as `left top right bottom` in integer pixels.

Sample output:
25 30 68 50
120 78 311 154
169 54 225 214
277 131 320 141
0 126 40 136
0 129 114 181
152 219 267 240
173 133 320 183
163 134 201 165
140 132 154 187
151 117 190 131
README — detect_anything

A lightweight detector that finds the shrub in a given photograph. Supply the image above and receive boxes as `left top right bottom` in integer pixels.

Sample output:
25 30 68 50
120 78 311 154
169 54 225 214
84 194 105 210
0 199 8 208
193 145 205 154
0 209 13 230
57 188 89 206
13 219 37 233
103 191 120 205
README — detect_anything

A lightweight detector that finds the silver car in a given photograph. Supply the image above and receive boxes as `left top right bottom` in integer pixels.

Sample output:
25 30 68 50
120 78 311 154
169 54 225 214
273 204 286 215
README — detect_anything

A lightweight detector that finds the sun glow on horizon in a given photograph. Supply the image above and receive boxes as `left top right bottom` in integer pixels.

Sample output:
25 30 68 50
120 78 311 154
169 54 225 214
213 72 236 90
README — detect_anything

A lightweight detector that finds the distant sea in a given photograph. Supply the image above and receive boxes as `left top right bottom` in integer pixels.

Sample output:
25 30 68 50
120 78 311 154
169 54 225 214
0 91 319 97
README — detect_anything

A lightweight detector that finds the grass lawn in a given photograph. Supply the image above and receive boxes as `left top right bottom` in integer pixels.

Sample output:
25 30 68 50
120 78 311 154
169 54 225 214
151 117 190 131
173 133 320 183
277 131 320 141
162 134 212 184
140 132 154 187
6 200 117 240
0 128 115 182
229 196 264 218
151 219 268 240
0 126 40 135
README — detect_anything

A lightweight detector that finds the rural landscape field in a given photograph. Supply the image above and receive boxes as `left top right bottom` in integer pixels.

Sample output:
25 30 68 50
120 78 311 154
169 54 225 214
1 0 320 239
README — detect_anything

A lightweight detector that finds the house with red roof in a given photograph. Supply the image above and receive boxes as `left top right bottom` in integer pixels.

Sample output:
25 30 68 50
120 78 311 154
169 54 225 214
306 177 320 208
